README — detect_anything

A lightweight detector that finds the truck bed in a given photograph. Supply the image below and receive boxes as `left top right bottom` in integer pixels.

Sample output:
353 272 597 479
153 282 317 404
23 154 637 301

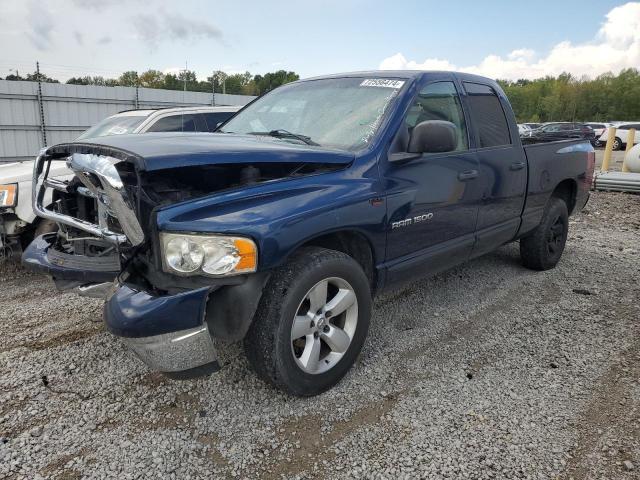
519 139 594 236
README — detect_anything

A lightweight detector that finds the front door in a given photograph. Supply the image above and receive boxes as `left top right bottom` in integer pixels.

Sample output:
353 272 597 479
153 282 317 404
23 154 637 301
381 79 482 285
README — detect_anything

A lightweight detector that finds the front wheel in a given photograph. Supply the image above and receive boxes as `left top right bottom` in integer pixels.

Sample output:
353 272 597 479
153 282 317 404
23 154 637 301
244 247 372 396
520 197 569 271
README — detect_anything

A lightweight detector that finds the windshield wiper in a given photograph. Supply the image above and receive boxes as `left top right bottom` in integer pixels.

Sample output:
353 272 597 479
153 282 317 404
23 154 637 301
248 129 319 146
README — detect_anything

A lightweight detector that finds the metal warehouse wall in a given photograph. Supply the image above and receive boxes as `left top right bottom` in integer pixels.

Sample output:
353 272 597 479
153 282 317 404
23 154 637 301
0 80 255 163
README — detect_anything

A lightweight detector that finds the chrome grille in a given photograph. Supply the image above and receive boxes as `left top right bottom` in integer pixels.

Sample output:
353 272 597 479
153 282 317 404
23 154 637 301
33 149 144 246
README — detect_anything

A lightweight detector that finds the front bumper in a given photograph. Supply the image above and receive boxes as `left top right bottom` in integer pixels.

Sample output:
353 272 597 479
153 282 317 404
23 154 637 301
122 325 217 375
22 233 120 285
104 283 217 373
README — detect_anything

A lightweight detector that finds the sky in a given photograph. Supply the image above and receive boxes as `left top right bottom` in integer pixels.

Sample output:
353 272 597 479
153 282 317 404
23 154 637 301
0 0 638 82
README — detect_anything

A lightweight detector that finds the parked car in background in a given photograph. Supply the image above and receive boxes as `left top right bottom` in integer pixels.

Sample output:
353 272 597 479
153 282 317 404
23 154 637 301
77 105 242 140
523 122 595 144
523 123 542 130
517 124 532 136
0 106 242 257
597 122 640 150
585 122 612 147
25 71 593 395
0 161 69 258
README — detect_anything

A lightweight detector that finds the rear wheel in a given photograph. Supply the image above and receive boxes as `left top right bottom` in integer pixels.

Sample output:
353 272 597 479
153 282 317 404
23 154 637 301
520 197 569 271
244 247 371 396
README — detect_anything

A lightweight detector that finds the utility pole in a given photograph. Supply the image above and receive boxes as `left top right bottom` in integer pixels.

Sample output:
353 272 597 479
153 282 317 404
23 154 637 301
35 61 47 147
182 61 187 103
212 70 215 106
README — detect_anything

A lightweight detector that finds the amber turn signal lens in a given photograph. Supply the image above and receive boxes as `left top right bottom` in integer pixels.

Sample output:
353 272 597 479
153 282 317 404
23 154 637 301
234 238 257 271
0 183 18 208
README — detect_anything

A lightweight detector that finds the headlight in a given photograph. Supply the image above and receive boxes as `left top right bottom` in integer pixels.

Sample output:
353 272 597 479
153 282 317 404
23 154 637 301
0 184 17 208
160 232 257 277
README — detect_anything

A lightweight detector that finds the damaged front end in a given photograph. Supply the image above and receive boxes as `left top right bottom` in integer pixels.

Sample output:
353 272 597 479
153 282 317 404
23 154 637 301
24 151 136 295
23 138 349 376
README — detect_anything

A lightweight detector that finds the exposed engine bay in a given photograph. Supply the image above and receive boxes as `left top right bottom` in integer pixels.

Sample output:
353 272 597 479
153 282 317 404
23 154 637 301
42 159 344 293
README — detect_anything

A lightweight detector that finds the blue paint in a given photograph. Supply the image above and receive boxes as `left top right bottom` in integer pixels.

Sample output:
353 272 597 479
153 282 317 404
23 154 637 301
26 71 593 343
104 284 211 338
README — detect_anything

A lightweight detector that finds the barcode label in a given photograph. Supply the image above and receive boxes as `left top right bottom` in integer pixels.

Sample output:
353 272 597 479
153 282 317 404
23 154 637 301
360 79 405 89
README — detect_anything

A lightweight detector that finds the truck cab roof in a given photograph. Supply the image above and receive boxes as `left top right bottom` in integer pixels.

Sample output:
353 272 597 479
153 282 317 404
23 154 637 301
300 70 503 87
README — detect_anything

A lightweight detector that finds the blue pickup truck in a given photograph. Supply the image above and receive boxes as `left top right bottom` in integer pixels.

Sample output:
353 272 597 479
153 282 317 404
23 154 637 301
24 71 594 395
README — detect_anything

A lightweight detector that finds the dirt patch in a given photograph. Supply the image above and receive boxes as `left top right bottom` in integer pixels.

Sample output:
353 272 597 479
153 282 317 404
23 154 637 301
561 305 640 479
131 392 201 431
263 392 402 479
41 447 89 479
23 325 103 351
197 433 229 466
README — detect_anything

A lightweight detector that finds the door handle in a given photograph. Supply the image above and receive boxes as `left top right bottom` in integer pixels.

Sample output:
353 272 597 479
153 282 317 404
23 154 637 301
458 169 478 181
510 162 526 171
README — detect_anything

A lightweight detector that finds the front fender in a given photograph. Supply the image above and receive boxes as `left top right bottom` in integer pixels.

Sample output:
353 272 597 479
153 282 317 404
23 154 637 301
155 173 386 270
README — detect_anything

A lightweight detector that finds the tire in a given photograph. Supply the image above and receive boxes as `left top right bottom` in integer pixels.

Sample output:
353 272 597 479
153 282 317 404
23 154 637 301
34 219 58 237
243 247 372 396
520 197 569 271
612 137 622 151
20 219 58 250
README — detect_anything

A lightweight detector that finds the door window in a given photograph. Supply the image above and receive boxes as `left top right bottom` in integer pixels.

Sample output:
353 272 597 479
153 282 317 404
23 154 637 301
463 82 511 147
403 81 468 151
147 114 198 132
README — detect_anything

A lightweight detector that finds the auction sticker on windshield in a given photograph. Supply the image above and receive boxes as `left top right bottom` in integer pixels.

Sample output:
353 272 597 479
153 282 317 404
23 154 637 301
360 79 405 89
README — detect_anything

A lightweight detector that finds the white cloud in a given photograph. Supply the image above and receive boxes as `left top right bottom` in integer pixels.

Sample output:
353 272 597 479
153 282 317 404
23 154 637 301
507 48 535 61
380 53 456 71
379 2 640 80
25 0 54 51
131 11 223 50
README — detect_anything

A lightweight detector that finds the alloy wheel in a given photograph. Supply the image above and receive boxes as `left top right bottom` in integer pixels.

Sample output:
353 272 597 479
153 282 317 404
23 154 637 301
290 277 358 374
547 215 565 255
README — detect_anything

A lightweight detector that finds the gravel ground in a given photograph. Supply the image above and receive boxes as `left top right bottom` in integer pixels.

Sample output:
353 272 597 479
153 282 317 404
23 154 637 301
1 190 639 480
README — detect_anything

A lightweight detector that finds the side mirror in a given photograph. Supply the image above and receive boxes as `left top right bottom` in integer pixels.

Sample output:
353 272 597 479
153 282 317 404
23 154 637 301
408 120 458 154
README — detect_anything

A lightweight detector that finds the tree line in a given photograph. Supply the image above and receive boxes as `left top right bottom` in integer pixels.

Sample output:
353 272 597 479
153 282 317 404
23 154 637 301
498 68 640 122
3 67 640 121
1 69 300 96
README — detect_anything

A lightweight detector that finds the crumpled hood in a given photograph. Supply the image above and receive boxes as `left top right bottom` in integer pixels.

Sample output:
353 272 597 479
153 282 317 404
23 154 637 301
45 132 355 172
0 160 71 183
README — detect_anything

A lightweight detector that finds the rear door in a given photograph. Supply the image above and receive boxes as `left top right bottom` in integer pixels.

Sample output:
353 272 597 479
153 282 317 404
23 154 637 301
461 81 527 257
567 123 586 139
382 78 481 283
539 124 562 141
